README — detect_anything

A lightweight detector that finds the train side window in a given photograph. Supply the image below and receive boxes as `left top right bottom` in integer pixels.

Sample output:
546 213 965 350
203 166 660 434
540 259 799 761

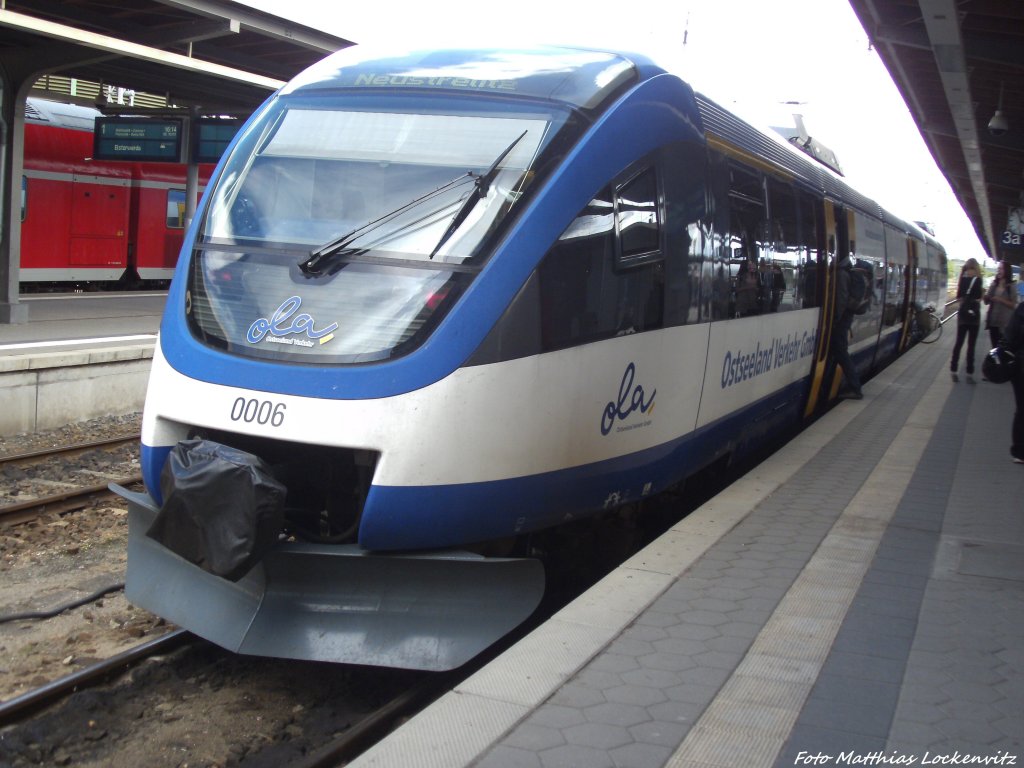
658 141 707 327
727 163 766 317
538 177 664 352
166 189 186 228
615 167 661 269
796 192 824 309
705 151 732 321
883 225 909 327
20 176 26 222
767 179 799 313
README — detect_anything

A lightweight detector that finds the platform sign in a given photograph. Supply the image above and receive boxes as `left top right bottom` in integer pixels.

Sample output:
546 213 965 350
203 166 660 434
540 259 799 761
93 117 183 162
193 118 240 164
1002 207 1023 251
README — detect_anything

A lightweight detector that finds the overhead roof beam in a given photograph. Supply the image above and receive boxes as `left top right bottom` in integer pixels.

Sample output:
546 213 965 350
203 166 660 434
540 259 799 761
874 24 932 50
6 0 109 30
130 18 241 48
156 0 352 53
10 1 245 52
859 0 936 159
962 35 1024 70
917 0 997 255
0 8 284 90
187 34 318 80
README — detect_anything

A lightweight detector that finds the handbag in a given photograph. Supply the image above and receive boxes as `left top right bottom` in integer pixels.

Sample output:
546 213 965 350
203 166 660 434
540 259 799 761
982 346 1016 384
962 277 980 320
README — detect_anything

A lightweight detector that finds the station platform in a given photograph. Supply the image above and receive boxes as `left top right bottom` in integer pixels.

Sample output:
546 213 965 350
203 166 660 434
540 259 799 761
352 328 1024 768
0 292 163 353
0 293 162 435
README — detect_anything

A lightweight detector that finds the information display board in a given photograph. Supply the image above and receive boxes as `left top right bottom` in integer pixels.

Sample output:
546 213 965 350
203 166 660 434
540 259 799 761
193 118 240 164
93 118 183 162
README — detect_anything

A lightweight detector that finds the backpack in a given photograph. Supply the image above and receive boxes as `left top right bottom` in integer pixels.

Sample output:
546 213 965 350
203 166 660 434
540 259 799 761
846 259 872 315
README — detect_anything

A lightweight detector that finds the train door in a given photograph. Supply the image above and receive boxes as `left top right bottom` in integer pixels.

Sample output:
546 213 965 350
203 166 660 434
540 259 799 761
69 175 130 278
899 236 919 351
803 199 842 416
826 207 860 400
129 184 185 283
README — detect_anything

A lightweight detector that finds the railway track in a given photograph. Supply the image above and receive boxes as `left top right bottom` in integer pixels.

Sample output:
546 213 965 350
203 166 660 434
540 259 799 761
0 475 143 525
0 628 449 767
0 626 456 768
0 629 191 727
0 435 142 525
0 435 139 466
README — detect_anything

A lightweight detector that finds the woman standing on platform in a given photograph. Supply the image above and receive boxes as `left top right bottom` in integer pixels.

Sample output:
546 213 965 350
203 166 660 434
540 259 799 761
984 260 1017 349
950 258 984 382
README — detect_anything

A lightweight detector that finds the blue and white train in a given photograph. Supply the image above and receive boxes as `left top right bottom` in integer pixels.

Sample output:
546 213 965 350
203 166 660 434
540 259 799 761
117 45 947 671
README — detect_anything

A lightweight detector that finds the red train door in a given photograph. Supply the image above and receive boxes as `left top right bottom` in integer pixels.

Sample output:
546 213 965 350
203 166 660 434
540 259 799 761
69 175 130 274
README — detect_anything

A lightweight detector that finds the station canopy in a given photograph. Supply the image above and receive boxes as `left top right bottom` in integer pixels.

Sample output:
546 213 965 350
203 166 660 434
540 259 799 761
3 1 1021 264
848 0 1024 265
0 0 354 324
0 0 353 113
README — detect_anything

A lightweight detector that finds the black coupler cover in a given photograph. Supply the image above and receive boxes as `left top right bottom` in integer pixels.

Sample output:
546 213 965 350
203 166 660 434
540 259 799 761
148 439 286 581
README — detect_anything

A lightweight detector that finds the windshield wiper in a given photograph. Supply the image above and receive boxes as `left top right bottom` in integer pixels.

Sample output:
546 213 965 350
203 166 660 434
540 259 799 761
299 173 474 275
426 130 528 260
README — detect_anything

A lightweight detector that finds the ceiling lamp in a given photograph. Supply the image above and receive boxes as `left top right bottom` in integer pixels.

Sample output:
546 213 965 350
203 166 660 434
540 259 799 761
988 82 1009 136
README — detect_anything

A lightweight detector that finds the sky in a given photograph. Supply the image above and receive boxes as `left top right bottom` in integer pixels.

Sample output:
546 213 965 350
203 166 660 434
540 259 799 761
239 0 989 266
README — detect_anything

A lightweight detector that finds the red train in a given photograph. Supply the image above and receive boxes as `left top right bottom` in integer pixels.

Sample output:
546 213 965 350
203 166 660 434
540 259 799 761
20 98 215 290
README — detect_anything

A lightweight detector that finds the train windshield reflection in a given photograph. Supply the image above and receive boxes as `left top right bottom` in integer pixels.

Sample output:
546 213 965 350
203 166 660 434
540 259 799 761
201 101 554 265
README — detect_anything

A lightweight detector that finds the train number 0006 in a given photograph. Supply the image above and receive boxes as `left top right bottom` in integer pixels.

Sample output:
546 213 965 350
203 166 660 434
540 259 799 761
230 398 286 427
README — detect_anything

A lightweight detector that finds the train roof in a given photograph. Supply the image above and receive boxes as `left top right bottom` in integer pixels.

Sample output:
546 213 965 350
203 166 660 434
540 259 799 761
25 97 100 132
266 44 942 252
280 45 665 112
695 91 937 245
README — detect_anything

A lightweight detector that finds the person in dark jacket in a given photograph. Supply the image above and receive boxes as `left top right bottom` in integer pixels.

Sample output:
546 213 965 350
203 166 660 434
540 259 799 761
984 259 1017 348
950 258 984 381
832 254 862 399
1000 300 1024 464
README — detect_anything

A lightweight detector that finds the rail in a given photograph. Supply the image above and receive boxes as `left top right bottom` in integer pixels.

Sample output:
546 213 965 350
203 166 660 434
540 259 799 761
0 474 143 526
0 629 191 726
0 434 142 525
0 436 138 465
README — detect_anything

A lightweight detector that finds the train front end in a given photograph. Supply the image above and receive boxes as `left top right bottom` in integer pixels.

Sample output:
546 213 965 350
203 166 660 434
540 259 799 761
118 46 653 670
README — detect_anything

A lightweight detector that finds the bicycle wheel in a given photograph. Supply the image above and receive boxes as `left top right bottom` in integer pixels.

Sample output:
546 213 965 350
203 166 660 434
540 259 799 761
917 310 942 343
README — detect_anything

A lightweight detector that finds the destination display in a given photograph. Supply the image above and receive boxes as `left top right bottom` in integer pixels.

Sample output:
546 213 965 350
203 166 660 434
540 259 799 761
193 118 240 164
93 118 183 162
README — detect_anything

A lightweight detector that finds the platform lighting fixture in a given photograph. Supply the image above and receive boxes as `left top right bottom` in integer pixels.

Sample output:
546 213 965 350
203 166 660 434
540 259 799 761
988 82 1009 136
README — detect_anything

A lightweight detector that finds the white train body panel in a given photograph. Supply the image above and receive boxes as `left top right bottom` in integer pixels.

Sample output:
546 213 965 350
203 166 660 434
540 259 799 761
146 305 818 494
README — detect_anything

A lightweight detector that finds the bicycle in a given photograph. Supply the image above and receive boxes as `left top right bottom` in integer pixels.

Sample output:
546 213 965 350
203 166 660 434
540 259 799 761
911 304 943 344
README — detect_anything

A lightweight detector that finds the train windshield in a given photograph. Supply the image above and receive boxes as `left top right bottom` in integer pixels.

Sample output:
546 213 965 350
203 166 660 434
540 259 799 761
201 105 550 258
188 95 573 364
